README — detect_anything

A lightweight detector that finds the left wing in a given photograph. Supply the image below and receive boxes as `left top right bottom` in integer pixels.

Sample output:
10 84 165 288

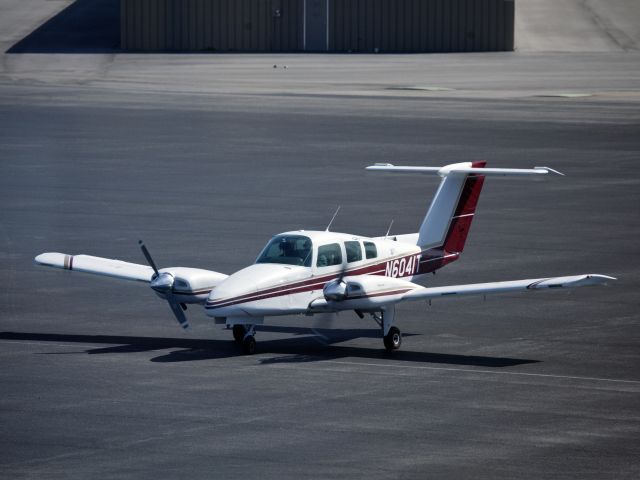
35 252 154 283
35 249 229 330
401 274 615 302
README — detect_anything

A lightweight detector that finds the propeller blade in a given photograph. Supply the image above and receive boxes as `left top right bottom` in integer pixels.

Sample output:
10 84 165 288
311 312 337 344
323 262 350 302
138 240 159 275
337 261 348 283
167 295 190 329
137 241 189 330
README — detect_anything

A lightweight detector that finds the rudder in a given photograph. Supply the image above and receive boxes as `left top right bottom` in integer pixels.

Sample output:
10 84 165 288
441 161 486 253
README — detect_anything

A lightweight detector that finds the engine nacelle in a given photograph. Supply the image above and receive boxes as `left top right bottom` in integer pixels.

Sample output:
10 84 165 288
310 275 418 312
323 279 347 301
155 267 228 304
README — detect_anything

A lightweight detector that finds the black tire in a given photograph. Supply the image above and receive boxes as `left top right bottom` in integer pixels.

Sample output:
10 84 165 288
232 325 245 343
242 335 257 355
383 326 402 351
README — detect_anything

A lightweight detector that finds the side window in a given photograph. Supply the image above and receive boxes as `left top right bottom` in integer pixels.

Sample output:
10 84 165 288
364 241 377 259
316 243 343 267
345 241 362 263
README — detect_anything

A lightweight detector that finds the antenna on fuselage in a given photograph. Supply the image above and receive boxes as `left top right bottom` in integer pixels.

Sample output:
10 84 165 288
384 219 394 239
325 206 341 232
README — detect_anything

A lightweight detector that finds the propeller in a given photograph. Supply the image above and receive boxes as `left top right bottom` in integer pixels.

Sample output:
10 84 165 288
311 311 338 345
322 262 349 302
138 240 189 330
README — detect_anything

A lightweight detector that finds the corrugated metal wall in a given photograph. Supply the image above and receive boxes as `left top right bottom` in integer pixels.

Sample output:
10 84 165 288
329 0 514 52
121 0 514 52
121 0 303 51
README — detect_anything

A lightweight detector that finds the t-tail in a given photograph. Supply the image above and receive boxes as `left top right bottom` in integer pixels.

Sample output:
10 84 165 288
367 161 563 270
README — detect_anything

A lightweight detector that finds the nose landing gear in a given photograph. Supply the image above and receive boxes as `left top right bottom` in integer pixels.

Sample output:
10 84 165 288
242 334 256 355
232 324 257 354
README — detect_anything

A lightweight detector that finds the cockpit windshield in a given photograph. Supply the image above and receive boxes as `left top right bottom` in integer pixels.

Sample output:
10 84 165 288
255 235 313 267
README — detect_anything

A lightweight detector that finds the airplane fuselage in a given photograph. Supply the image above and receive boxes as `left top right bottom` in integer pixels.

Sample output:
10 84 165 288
204 230 457 323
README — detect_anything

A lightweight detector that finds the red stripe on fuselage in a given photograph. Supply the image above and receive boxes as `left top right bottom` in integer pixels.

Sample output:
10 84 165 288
205 250 454 310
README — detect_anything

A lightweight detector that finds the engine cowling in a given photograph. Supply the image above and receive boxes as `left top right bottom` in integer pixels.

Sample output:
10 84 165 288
323 278 347 302
151 267 228 304
315 275 418 311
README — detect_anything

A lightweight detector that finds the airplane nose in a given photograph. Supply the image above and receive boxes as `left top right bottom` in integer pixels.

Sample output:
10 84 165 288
204 263 303 317
204 272 257 316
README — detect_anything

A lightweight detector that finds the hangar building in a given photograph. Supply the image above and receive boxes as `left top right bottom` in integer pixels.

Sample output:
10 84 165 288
121 0 515 52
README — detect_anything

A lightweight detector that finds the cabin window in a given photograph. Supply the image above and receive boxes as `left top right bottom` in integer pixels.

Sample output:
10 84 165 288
316 243 342 267
345 241 362 263
364 241 378 259
256 235 313 267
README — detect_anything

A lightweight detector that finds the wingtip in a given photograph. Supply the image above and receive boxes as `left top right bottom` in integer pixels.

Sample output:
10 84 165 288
535 166 565 176
588 274 617 282
366 163 395 170
34 252 63 267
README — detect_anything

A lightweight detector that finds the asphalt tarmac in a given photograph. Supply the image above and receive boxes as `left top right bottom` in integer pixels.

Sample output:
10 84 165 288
1 17 640 480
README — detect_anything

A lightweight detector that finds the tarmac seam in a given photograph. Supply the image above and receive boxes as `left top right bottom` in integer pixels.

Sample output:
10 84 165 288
317 359 640 385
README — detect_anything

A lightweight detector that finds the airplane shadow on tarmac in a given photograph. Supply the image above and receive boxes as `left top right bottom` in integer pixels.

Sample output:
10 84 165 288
7 0 120 53
0 329 539 368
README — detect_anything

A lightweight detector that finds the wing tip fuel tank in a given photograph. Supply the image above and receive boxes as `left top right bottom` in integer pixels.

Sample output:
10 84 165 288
35 252 71 269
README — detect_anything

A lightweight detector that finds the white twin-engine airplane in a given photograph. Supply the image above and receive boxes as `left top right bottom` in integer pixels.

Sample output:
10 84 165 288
35 162 615 354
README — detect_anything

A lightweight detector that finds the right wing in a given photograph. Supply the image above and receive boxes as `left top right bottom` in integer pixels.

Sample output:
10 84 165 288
401 274 616 302
35 252 154 283
308 273 615 313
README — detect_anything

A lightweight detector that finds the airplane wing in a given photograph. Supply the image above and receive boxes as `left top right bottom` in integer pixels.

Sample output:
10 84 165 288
309 273 615 314
35 252 154 282
401 274 615 302
35 249 229 329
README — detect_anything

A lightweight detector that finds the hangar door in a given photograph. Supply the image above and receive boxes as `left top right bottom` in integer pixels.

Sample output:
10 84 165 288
305 0 328 51
121 0 304 52
328 0 515 52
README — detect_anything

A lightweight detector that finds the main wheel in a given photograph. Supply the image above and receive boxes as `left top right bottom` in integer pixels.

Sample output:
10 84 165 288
383 326 402 351
232 324 245 343
242 335 257 355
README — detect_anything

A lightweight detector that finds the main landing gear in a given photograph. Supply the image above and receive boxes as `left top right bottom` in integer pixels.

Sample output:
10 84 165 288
232 324 256 355
383 326 402 351
372 306 402 352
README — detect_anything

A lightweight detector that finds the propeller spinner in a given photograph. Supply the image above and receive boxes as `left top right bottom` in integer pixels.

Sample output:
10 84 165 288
139 240 189 329
322 263 349 302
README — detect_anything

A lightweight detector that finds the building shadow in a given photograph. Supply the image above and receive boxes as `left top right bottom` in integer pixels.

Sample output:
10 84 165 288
6 0 120 53
0 330 539 368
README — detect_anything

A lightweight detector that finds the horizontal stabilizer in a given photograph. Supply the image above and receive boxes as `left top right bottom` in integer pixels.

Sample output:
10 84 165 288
402 274 615 302
366 163 564 177
35 252 154 283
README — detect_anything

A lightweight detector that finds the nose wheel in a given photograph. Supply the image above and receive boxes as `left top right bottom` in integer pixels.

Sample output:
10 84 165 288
232 324 246 343
232 324 257 354
242 335 257 355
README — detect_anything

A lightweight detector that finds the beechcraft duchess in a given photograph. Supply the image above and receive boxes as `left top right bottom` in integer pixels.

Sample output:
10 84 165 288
35 162 615 354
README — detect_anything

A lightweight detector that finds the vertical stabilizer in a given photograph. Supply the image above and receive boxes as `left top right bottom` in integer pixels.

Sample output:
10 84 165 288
417 161 486 251
366 162 560 256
